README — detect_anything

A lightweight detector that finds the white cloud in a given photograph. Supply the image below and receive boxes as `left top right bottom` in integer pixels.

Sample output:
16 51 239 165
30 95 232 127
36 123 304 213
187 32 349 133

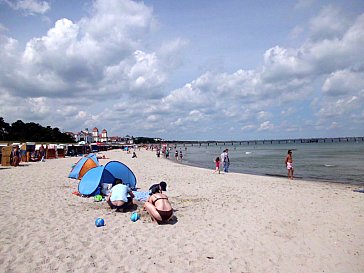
158 38 188 70
309 5 350 41
258 121 274 131
241 125 256 131
316 95 363 120
187 110 204 122
4 0 50 15
146 115 158 122
76 7 364 135
28 97 49 114
0 0 170 100
281 107 297 117
128 50 166 92
262 46 313 82
322 70 364 96
257 111 271 121
163 82 210 109
77 111 87 119
289 25 305 40
329 121 339 129
0 2 363 139
263 12 364 80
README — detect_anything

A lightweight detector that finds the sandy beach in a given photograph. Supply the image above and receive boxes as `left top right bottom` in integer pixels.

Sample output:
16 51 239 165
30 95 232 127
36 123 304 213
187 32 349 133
0 148 363 273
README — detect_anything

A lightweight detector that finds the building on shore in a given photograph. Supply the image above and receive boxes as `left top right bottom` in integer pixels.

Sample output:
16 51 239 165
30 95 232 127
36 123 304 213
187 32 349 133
74 128 93 144
72 127 133 145
101 129 108 142
92 127 99 142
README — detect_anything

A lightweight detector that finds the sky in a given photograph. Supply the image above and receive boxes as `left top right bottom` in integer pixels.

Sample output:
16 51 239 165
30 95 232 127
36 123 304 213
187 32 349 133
0 0 364 141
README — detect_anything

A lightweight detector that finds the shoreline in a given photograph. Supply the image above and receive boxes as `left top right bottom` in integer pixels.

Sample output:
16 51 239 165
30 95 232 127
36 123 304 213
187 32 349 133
0 148 363 272
168 156 364 187
1 156 361 187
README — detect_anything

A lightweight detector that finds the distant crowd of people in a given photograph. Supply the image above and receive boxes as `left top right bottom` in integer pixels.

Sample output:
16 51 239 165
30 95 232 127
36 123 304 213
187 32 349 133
151 145 185 162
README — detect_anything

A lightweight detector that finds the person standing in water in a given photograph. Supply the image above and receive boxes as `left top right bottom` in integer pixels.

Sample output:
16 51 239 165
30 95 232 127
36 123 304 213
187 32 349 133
285 150 294 180
220 149 230 173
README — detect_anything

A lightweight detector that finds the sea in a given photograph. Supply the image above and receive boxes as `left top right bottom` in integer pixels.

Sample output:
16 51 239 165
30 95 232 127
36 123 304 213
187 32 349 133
171 141 364 186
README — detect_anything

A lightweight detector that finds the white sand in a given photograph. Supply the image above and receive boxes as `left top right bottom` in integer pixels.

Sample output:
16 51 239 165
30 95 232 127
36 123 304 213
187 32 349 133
0 149 363 273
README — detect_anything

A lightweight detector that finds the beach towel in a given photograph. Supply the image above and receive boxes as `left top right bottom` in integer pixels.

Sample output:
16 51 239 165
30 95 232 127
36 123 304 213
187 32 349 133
132 191 149 202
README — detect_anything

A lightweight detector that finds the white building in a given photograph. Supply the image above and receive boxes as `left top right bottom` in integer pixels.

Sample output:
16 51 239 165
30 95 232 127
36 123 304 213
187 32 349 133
92 127 99 142
101 129 108 142
74 129 93 143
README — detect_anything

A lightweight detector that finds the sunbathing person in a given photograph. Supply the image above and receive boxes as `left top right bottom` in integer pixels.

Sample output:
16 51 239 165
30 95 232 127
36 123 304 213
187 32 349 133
96 154 107 159
106 179 134 212
144 185 173 224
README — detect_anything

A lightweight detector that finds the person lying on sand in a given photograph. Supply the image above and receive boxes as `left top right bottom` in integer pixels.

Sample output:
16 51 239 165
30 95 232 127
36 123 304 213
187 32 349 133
144 185 173 224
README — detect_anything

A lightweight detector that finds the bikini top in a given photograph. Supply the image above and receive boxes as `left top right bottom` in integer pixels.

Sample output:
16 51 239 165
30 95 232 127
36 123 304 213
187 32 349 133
152 196 168 205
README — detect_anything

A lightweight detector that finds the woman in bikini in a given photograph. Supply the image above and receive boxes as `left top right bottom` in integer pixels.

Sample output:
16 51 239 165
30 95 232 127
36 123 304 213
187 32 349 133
144 185 173 224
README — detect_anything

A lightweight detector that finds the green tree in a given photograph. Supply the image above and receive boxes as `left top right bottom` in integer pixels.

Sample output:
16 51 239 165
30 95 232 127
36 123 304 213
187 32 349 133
1 117 75 143
8 120 26 141
0 117 11 140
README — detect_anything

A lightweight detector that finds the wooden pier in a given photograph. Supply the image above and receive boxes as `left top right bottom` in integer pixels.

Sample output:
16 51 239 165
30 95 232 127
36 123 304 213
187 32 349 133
165 137 364 147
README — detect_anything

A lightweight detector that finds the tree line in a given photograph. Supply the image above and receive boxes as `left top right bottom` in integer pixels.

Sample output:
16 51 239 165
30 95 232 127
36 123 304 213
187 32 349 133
0 117 75 143
133 137 159 144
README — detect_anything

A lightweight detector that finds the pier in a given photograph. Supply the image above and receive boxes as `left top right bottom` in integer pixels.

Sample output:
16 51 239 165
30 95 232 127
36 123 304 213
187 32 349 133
165 137 364 147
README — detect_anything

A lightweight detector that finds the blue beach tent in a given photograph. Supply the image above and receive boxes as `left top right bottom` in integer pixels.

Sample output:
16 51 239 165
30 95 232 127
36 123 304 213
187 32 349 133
78 161 137 196
68 153 99 180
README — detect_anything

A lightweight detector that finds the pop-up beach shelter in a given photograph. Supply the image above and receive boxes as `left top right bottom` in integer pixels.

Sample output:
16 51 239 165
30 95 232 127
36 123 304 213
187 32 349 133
78 161 137 196
68 153 99 180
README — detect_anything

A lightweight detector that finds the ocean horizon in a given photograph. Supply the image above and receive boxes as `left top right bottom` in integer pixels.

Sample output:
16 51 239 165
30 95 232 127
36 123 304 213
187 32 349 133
170 141 364 186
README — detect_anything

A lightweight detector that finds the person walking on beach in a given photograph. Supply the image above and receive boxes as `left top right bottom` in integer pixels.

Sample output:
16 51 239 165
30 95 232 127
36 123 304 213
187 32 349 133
214 156 220 174
220 149 230 173
174 150 178 161
285 150 294 180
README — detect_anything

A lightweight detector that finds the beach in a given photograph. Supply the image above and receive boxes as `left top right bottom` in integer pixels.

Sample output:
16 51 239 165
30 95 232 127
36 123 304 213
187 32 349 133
0 149 363 273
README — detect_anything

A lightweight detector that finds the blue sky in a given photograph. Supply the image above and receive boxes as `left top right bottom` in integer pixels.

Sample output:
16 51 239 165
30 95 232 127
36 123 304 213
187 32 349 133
0 0 364 140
